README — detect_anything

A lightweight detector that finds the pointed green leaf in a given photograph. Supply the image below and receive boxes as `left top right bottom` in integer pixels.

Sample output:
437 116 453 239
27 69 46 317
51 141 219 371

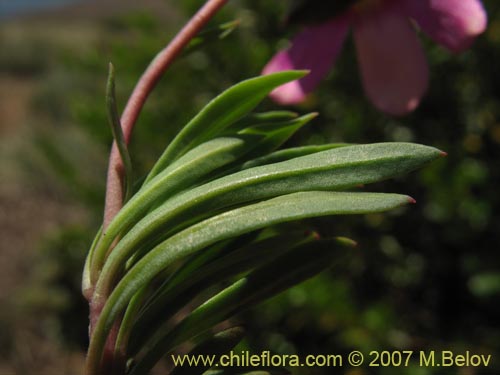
82 225 102 300
128 232 314 354
227 110 299 133
211 113 319 179
237 113 317 157
146 71 308 181
95 143 441 290
106 63 134 203
86 191 410 374
241 143 350 169
92 113 316 278
129 237 354 374
184 19 240 55
91 135 262 282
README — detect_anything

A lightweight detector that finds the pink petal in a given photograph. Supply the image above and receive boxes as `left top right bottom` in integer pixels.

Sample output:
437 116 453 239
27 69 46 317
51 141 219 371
262 16 350 105
353 5 429 116
403 0 487 52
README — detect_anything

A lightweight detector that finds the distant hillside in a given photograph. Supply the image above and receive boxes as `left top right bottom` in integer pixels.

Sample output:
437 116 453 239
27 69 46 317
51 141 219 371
2 0 177 22
0 0 82 19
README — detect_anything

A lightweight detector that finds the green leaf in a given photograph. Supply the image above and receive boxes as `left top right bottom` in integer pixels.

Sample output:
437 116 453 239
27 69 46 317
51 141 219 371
95 143 441 292
86 191 410 374
149 232 308 303
227 111 299 133
92 112 317 278
237 113 317 156
210 113 319 179
91 135 261 282
145 71 308 181
184 19 240 55
82 225 102 300
129 237 355 374
114 283 148 362
128 232 315 354
106 63 134 203
241 143 350 169
168 327 245 375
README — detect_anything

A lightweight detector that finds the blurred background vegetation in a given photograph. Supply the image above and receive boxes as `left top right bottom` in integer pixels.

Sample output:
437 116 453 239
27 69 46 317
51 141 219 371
0 0 499 374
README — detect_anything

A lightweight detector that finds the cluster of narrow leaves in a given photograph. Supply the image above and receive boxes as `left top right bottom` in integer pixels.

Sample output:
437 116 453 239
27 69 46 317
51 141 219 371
83 71 442 375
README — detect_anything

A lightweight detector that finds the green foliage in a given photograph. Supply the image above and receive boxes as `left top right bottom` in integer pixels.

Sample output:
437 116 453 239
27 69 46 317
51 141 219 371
84 66 441 374
147 70 308 180
168 327 246 375
129 238 356 374
17 228 91 348
8 1 499 374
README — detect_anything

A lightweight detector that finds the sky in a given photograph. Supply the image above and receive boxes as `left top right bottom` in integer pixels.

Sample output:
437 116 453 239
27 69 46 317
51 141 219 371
0 0 83 19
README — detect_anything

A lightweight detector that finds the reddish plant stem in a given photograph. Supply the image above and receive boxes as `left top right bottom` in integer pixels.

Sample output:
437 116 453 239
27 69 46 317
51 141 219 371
103 0 229 230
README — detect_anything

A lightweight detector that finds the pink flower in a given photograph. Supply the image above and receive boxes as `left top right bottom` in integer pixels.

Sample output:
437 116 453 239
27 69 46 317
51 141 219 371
262 0 487 115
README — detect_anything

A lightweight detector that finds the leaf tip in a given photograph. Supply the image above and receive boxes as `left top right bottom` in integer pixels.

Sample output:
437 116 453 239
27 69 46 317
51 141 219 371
335 236 358 248
298 111 319 124
273 69 309 81
295 69 310 79
303 230 321 240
